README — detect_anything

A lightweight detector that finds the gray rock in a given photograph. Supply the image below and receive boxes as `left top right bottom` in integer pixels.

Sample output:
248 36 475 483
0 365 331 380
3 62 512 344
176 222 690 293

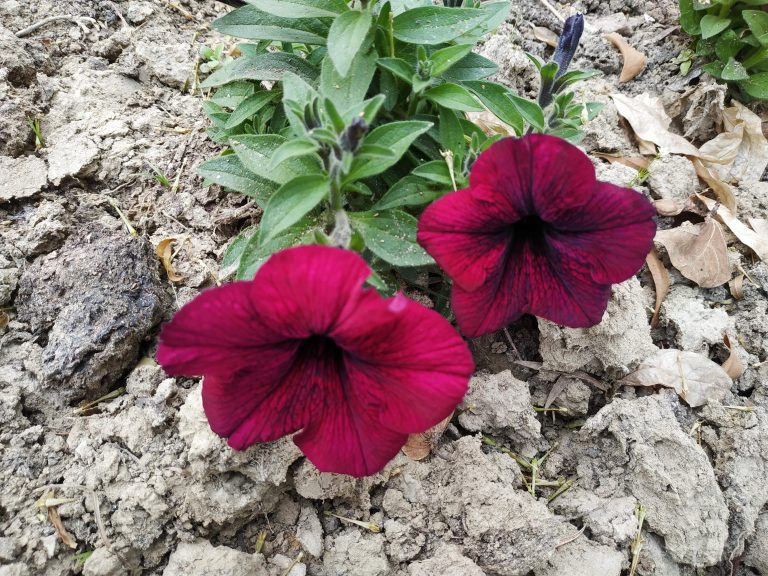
579 393 729 566
82 547 124 576
18 200 70 256
0 254 19 306
408 544 485 576
268 553 306 576
0 156 47 202
296 506 323 557
126 1 154 24
663 285 733 354
163 540 266 576
745 510 768 574
458 370 545 456
0 537 20 562
647 154 699 201
16 224 169 402
134 41 193 89
46 127 99 184
322 530 390 576
535 538 624 576
637 533 681 576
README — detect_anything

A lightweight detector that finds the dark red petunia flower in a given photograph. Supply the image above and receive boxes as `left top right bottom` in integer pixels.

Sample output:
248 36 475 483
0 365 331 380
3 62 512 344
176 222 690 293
157 245 473 477
417 135 657 338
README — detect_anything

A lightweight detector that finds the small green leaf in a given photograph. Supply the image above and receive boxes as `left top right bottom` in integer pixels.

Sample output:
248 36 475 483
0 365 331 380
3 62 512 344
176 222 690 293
744 10 768 45
463 80 524 135
740 71 768 98
212 81 256 108
327 10 374 77
346 121 433 180
440 52 498 81
721 57 749 80
430 44 473 76
230 134 323 184
553 69 601 91
424 83 484 111
392 6 493 45
679 0 701 35
269 138 320 170
225 92 276 129
245 0 347 18
213 6 330 44
715 29 745 61
202 52 317 87
376 57 416 83
238 220 315 279
321 48 377 116
222 226 256 274
453 1 510 44
412 160 453 185
439 106 465 154
509 94 545 131
699 14 731 39
349 210 434 267
259 174 330 245
373 175 442 210
198 155 277 206
702 60 725 79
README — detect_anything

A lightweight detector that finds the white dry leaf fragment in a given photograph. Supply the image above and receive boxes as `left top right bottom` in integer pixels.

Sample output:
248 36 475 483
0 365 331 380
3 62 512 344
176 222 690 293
605 32 647 82
655 218 731 288
697 194 768 261
612 93 701 156
621 349 732 408
466 110 516 137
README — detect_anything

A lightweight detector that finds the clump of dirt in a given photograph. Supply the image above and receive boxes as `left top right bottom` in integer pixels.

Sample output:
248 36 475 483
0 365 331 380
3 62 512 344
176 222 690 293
1 0 767 575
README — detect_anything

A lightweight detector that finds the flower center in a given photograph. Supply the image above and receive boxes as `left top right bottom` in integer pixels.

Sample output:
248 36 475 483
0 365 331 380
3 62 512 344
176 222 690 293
296 334 345 375
512 214 550 255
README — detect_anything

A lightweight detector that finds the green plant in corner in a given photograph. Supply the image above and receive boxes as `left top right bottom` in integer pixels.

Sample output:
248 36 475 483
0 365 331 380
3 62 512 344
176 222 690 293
679 0 768 100
197 0 601 293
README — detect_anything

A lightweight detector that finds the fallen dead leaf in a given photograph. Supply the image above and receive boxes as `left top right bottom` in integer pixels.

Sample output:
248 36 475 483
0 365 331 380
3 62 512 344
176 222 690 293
594 152 651 171
722 334 745 380
729 274 745 300
532 25 559 48
697 195 768 261
655 218 730 288
612 93 701 156
690 157 738 212
47 505 77 549
645 249 669 328
402 413 452 461
156 237 185 283
605 32 647 82
466 111 516 138
620 349 732 407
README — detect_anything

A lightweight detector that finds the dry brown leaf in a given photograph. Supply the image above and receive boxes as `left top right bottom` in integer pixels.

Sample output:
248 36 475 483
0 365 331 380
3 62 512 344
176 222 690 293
722 334 745 380
156 238 184 283
48 506 77 549
594 152 651 171
466 111 516 138
729 274 745 300
605 32 647 82
645 249 669 328
612 93 701 156
532 26 558 48
402 413 452 461
620 349 732 407
655 218 730 288
690 157 738 212
653 198 688 217
697 195 768 261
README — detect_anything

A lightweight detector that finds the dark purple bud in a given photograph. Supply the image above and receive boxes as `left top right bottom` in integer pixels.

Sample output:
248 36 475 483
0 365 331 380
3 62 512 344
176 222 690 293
339 117 368 153
552 14 584 79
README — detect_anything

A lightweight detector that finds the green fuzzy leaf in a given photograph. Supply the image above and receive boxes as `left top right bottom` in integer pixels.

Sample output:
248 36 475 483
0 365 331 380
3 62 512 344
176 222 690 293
259 174 330 245
462 80 524 135
202 52 317 87
212 81 256 108
438 52 498 81
373 175 442 210
230 134 323 183
269 138 320 170
392 6 493 45
320 48 377 116
702 60 725 79
225 91 276 129
238 219 316 279
221 226 256 274
424 83 484 111
509 94 545 131
453 1 510 44
714 29 744 61
327 10 374 77
198 155 277 206
700 14 731 39
349 210 434 266
744 10 768 45
245 0 347 18
213 6 330 44
721 57 750 80
438 106 465 154
430 44 473 76
679 0 701 35
740 71 768 98
346 121 433 180
412 160 453 185
377 57 416 83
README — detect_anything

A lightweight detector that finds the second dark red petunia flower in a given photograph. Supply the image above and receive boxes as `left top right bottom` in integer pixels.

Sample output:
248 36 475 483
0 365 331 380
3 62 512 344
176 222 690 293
417 135 657 338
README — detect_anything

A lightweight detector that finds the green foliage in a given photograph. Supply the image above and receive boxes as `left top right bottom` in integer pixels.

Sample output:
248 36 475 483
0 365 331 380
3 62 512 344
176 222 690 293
679 0 768 99
199 0 600 285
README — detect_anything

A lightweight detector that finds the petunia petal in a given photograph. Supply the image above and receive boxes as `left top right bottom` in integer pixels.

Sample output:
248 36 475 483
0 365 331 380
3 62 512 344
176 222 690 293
157 282 283 378
294 396 408 477
451 241 612 337
547 183 657 284
250 245 372 339
331 291 473 434
417 188 511 291
470 135 597 222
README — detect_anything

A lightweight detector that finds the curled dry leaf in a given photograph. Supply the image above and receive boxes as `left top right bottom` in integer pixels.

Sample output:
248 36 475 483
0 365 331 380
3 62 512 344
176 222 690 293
690 157 737 212
621 349 732 408
645 249 669 328
655 218 730 288
605 32 647 82
722 334 745 380
402 413 452 461
48 506 77 549
697 195 768 261
156 237 185 283
594 152 651 172
729 274 745 300
612 93 701 156
0 310 8 330
532 25 559 48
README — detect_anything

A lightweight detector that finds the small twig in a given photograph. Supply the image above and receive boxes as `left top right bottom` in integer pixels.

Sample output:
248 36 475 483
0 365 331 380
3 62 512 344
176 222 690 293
537 0 565 23
109 199 138 237
281 552 304 576
73 387 125 415
324 512 381 533
555 525 586 548
16 15 97 37
629 503 648 576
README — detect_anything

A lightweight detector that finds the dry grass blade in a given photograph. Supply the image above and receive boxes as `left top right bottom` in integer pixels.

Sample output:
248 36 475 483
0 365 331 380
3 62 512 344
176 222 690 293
645 249 669 327
156 238 185 283
722 334 745 380
402 413 452 461
655 218 730 288
47 505 77 549
605 32 647 82
697 195 768 261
